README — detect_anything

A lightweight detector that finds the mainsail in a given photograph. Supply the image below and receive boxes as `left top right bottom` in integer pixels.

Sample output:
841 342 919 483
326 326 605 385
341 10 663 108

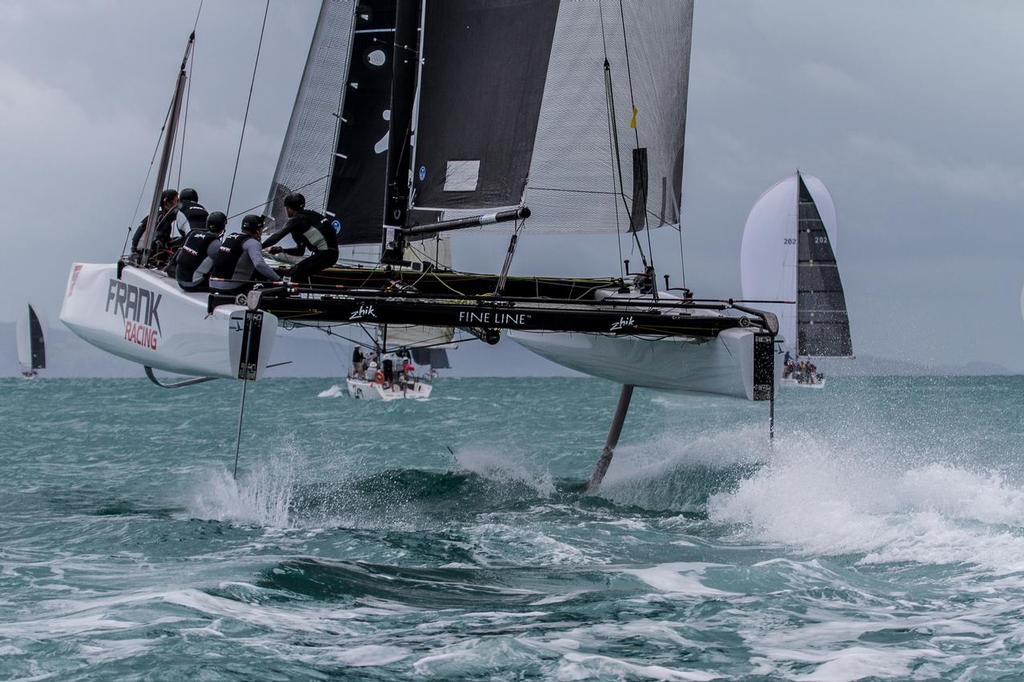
268 0 693 243
17 304 47 372
740 171 853 358
796 175 853 356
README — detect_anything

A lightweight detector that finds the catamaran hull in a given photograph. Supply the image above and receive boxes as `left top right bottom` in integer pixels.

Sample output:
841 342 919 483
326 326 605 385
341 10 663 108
60 263 278 379
509 328 777 400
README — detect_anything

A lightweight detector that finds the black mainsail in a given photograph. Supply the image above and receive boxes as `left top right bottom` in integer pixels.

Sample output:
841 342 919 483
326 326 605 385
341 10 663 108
796 174 853 357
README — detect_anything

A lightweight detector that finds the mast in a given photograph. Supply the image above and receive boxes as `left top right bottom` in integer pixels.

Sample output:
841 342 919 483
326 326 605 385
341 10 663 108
380 0 423 265
139 33 194 267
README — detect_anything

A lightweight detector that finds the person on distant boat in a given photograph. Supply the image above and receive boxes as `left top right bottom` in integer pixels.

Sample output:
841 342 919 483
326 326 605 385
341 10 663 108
210 214 281 295
351 346 365 378
261 192 339 284
131 189 179 258
174 211 226 292
382 356 394 386
177 187 209 237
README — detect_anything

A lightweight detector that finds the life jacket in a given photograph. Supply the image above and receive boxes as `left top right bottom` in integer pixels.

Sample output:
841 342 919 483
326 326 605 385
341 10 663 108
176 230 220 286
292 209 338 252
212 232 254 281
179 201 209 235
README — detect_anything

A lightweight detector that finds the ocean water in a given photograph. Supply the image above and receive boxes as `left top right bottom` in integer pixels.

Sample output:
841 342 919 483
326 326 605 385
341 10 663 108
2 376 1024 680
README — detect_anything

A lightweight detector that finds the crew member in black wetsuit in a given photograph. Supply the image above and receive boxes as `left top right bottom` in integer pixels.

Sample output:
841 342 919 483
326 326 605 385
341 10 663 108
131 189 179 258
210 214 281 295
175 211 226 292
260 192 339 283
176 187 209 238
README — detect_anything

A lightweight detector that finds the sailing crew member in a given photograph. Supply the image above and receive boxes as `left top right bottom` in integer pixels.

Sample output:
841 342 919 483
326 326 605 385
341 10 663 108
261 192 339 283
175 211 226 292
352 346 365 378
177 187 210 237
210 214 281 295
131 189 179 257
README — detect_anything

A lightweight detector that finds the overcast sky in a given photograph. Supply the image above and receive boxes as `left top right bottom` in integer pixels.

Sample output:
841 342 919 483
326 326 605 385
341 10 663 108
2 1 1023 370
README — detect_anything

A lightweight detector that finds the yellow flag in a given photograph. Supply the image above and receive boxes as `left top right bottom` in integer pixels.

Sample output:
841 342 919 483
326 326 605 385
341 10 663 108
629 105 639 129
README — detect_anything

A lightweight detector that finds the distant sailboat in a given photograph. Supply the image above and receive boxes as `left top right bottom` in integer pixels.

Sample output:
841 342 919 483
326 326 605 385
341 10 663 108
17 304 47 379
741 171 853 388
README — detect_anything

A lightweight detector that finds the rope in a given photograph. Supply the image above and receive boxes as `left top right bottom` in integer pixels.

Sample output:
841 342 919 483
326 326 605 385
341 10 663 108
122 99 174 254
226 0 271 216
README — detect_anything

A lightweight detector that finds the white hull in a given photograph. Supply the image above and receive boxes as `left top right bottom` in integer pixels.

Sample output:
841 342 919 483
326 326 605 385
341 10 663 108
341 378 433 401
509 327 777 401
59 263 278 379
781 376 826 389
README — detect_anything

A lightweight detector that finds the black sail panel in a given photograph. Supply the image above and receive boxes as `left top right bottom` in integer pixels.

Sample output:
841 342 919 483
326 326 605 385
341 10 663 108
28 305 45 370
796 175 853 357
410 0 560 212
326 0 398 245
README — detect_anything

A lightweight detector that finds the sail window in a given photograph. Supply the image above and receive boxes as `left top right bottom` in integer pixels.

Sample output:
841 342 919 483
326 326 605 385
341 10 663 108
365 48 387 68
443 160 480 192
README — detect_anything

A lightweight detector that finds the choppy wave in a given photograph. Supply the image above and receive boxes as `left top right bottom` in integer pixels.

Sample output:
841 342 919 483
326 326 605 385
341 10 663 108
5 376 1024 679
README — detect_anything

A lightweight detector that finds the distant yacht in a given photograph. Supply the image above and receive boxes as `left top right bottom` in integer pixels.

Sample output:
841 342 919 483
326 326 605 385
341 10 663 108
741 171 854 388
17 303 47 379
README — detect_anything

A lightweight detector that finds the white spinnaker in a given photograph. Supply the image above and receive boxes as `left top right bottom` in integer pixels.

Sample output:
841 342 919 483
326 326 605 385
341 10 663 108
740 171 839 355
741 175 799 352
16 306 30 368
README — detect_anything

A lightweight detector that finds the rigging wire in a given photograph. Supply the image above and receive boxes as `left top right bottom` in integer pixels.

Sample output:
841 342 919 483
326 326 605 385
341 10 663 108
617 0 656 276
122 97 175 255
598 2 624 279
227 173 329 221
226 0 271 216
176 24 196 190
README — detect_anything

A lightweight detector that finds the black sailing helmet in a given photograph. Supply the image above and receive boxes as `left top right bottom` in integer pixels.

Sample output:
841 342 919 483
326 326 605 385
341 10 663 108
206 211 227 233
241 214 265 234
179 187 199 202
283 192 305 210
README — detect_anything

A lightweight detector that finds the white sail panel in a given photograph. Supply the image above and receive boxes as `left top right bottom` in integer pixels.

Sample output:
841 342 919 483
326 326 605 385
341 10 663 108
741 175 799 351
524 0 692 234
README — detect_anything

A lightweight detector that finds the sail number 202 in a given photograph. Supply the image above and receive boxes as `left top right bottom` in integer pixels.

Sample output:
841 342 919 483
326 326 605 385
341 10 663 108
783 238 796 245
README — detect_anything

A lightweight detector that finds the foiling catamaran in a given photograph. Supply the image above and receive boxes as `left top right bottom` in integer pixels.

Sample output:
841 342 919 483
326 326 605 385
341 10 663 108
740 171 854 388
60 0 780 488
